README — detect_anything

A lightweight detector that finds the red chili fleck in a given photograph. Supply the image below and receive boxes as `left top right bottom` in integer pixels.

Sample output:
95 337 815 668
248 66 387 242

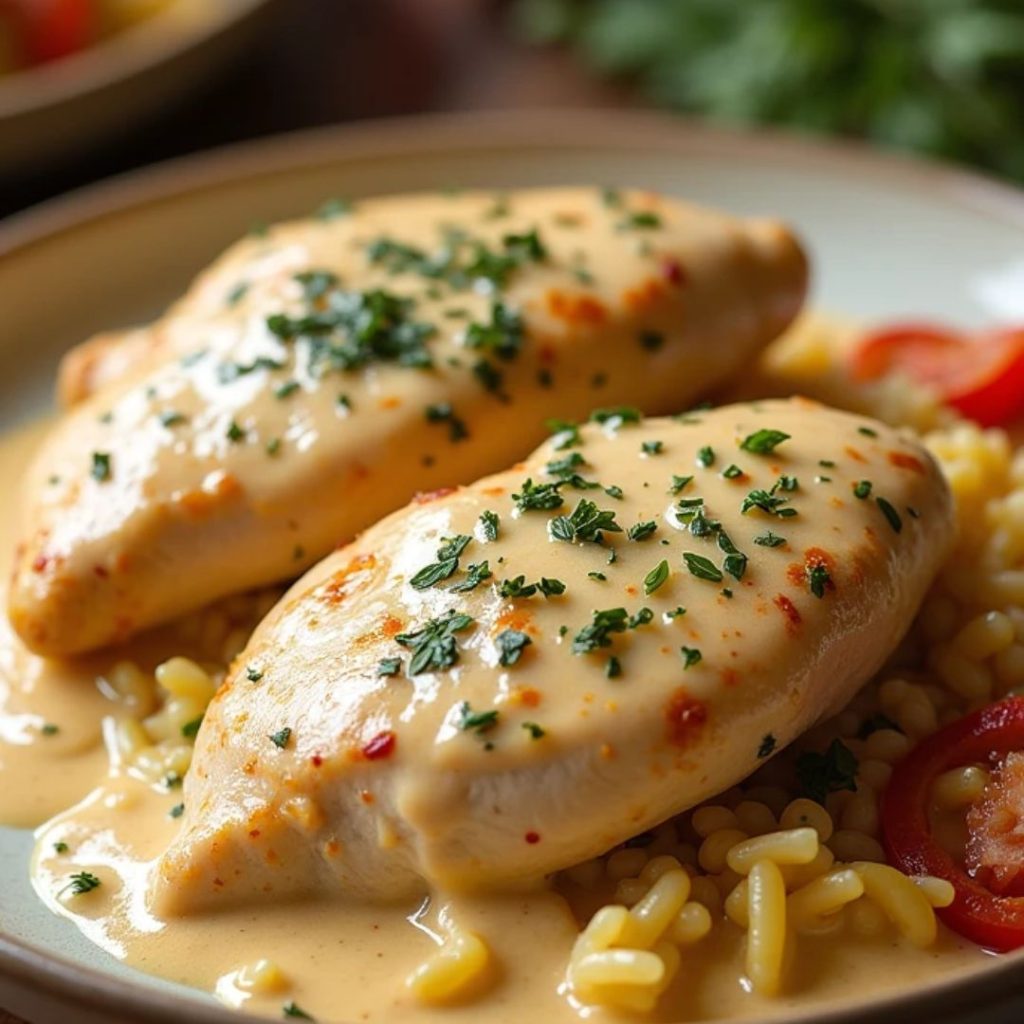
661 257 687 287
844 445 867 463
311 754 324 767
665 688 708 747
249 829 261 838
888 451 926 474
774 594 802 633
362 730 396 761
92 564 109 579
719 668 739 687
31 554 50 573
525 831 541 844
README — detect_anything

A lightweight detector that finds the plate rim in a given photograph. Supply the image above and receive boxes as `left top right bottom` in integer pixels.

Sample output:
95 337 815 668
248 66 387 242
2 108 1024 1024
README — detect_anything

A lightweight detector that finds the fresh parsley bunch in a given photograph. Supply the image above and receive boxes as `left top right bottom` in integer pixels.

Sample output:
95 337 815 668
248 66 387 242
514 0 1024 181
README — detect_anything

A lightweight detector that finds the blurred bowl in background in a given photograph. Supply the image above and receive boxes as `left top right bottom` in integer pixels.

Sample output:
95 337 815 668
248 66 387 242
0 0 278 177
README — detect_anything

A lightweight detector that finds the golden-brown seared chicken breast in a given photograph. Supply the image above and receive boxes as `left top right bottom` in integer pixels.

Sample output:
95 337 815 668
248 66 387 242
152 399 953 914
10 188 806 656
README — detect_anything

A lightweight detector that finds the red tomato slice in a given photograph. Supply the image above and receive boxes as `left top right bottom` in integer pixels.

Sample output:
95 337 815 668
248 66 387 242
880 696 1024 951
850 323 1024 428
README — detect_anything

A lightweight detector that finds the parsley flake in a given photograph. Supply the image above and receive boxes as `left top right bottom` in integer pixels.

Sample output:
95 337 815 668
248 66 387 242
739 429 791 455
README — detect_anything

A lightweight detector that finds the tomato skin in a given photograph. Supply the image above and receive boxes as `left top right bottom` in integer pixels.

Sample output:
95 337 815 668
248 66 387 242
20 0 97 65
850 324 1024 428
881 696 1024 952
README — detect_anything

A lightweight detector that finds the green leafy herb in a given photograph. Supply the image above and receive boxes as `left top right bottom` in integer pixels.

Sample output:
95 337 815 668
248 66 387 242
496 629 533 666
500 575 538 598
797 739 859 805
522 721 545 739
538 577 566 597
513 478 564 512
395 611 476 675
458 702 499 734
269 727 292 749
159 410 187 428
680 646 702 669
591 406 642 428
550 498 622 543
807 562 832 598
449 561 492 592
644 559 670 594
876 496 903 533
90 451 112 482
282 1002 315 1021
606 655 622 677
316 197 352 220
226 420 246 443
465 301 525 360
41 723 59 736
53 842 69 854
853 480 873 499
670 474 693 494
722 464 743 479
640 330 664 350
741 488 797 518
758 734 777 758
604 484 624 499
620 210 662 229
169 802 185 818
739 429 791 455
410 534 472 589
641 439 664 455
627 520 658 541
588 571 607 581
181 715 204 739
246 666 264 682
683 552 723 583
425 402 469 442
858 426 879 438
857 713 903 739
64 871 102 896
546 418 581 450
478 510 500 540
572 607 629 654
753 531 786 547
697 445 715 467
377 657 402 677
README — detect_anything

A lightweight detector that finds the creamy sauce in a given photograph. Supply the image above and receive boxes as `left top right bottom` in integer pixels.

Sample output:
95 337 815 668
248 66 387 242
0 418 993 1024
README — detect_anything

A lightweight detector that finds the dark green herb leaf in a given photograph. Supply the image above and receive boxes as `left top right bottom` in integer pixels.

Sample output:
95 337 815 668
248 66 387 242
496 629 532 666
876 496 903 533
396 611 476 675
644 559 670 594
797 740 859 805
683 552 723 583
269 727 292 749
739 429 791 454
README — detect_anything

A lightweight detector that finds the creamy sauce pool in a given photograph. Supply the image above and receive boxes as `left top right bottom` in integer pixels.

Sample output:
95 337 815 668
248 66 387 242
0 421 996 1022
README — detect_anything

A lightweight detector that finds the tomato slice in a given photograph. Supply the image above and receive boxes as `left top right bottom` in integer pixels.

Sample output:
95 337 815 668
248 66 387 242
21 0 96 65
850 323 1024 428
880 696 1024 951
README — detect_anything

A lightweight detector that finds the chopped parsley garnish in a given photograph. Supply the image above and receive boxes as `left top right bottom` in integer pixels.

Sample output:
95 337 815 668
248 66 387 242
53 842 69 854
807 562 832 598
641 440 664 455
670 474 693 494
741 487 797 518
739 428 791 455
775 475 799 492
546 418 581 450
282 1002 315 1021
449 561 492 592
604 484 624 499
757 734 777 758
591 406 642 428
246 666 264 682
226 281 249 306
181 715 204 739
395 611 475 675
545 451 600 490
628 607 654 628
572 607 629 654
539 577 567 596
425 403 469 442
377 657 401 677
666 606 687 619
853 480 873 499
522 722 545 739
876 496 903 533
225 420 246 443
858 426 879 437
683 552 723 583
410 534 472 590
627 520 658 541
265 438 282 456
458 702 499 734
513 478 564 512
588 571 607 581
697 445 715 467
316 197 352 220
64 872 101 896
169 802 185 818
500 575 538 598
722 464 743 479
796 739 859 805
640 330 664 351
606 656 622 678
620 210 662 229
496 629 532 666
644 559 670 594
717 531 748 581
90 451 112 482
478 510 500 541
41 723 59 736
549 498 622 543
464 301 524 360
753 531 786 547
680 646 702 669
269 727 292 749
159 410 187 428
819 459 836 468
274 380 301 400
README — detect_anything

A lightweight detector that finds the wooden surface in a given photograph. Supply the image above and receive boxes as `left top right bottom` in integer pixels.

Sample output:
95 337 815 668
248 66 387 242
0 2 621 1021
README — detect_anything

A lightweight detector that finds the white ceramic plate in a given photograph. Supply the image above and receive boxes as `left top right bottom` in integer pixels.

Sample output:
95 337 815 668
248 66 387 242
1 110 1024 1024
0 0 277 175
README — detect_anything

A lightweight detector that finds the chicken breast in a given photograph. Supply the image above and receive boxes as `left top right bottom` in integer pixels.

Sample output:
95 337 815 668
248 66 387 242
10 188 807 657
152 399 953 915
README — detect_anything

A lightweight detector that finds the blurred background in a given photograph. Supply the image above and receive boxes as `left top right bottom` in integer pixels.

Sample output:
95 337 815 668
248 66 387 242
2 0 1024 220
